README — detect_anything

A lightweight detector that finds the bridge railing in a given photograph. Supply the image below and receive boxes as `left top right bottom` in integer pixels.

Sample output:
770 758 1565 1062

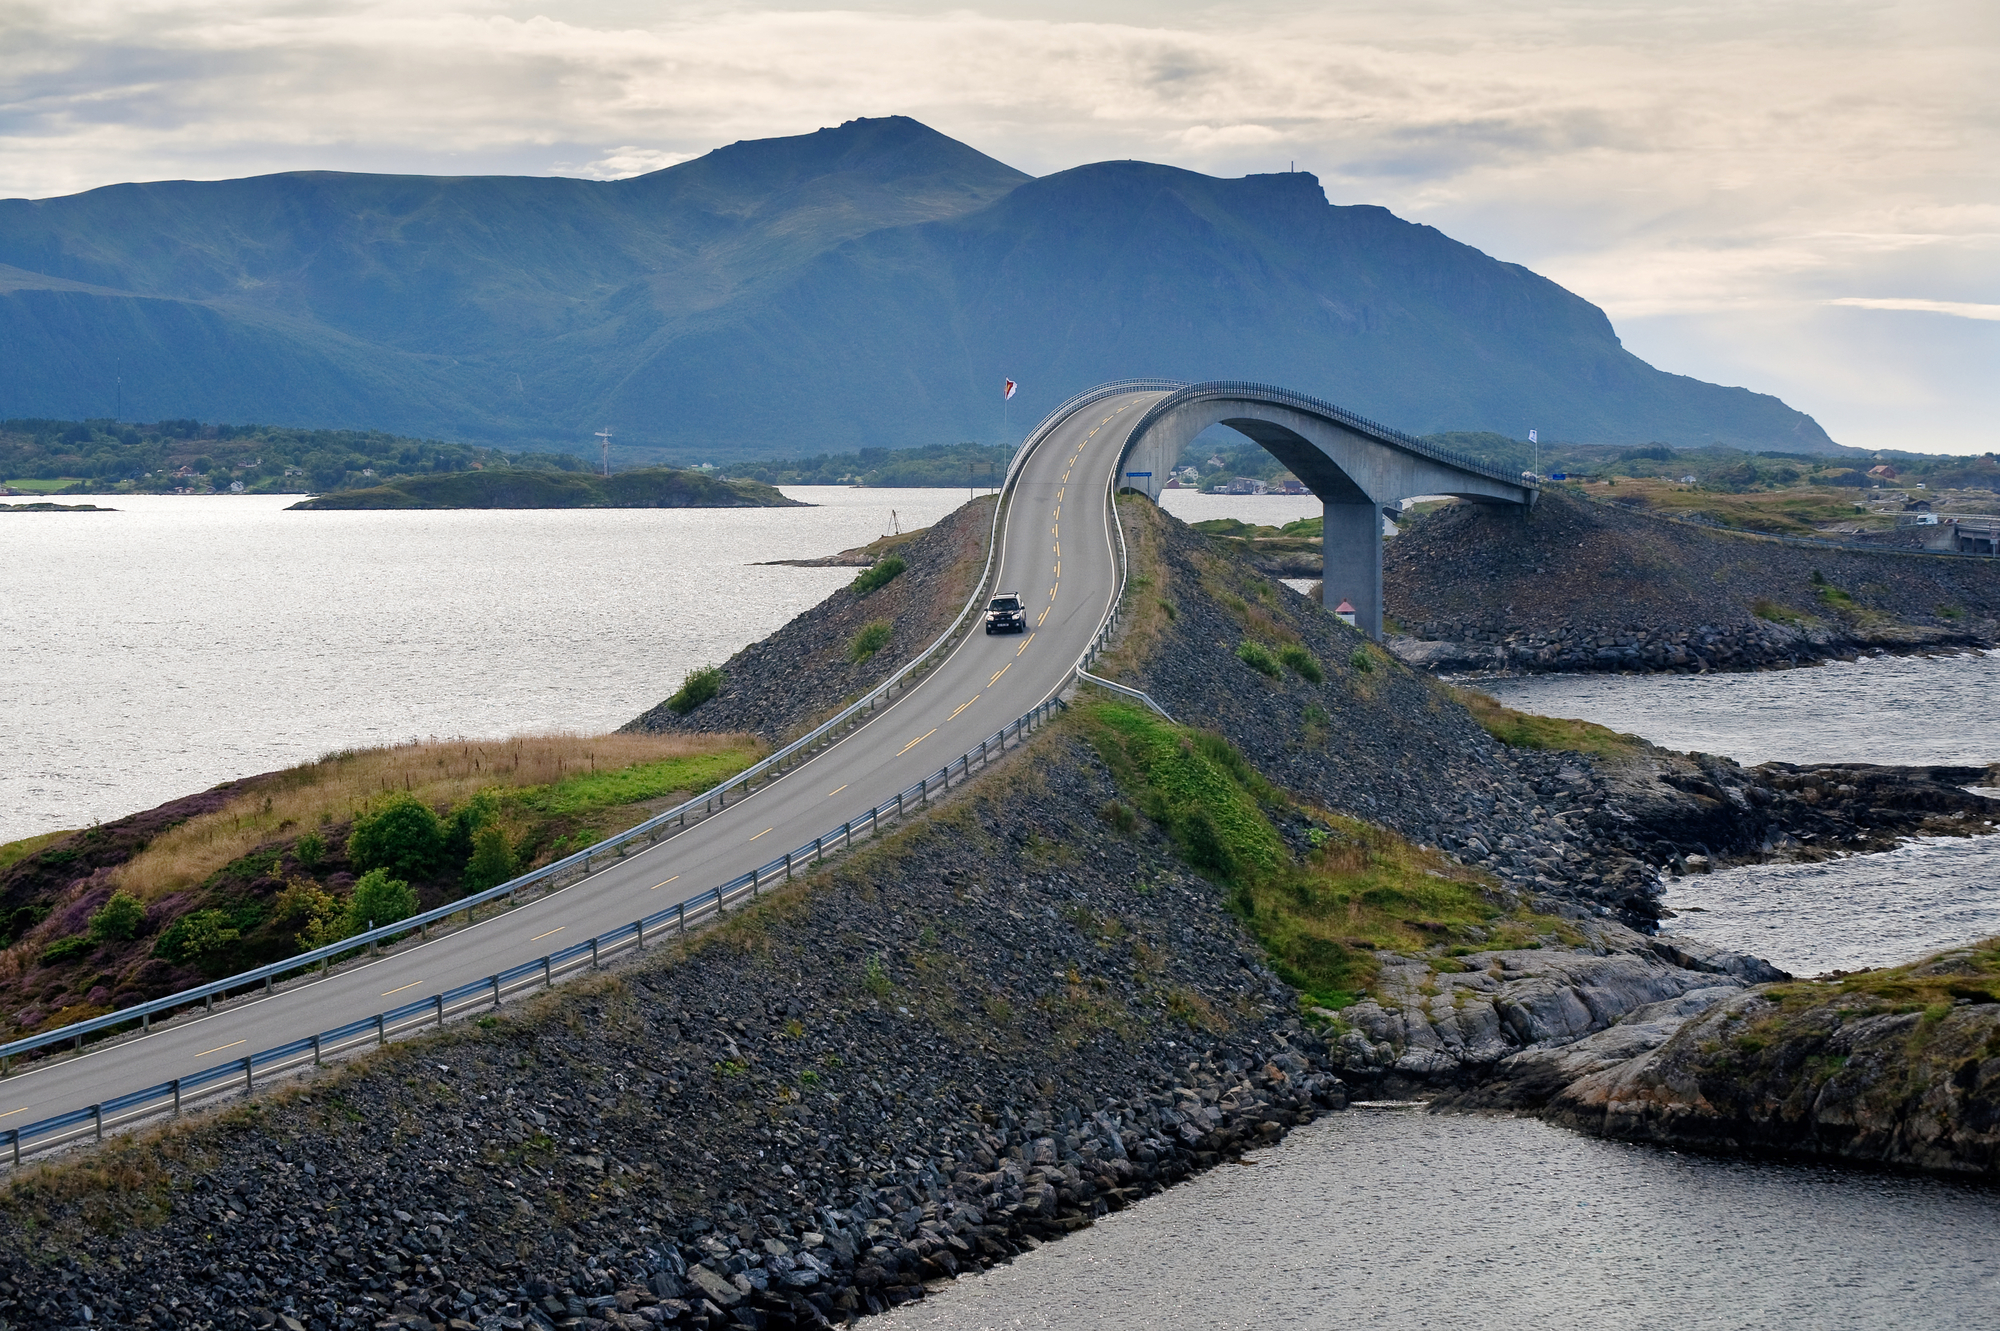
1125 380 1541 497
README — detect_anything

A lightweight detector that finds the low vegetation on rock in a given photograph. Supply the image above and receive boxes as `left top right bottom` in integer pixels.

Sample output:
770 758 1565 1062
847 555 906 596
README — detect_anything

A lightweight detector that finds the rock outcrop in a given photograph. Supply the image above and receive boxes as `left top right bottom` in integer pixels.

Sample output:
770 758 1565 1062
1328 919 1784 1093
1545 940 2000 1175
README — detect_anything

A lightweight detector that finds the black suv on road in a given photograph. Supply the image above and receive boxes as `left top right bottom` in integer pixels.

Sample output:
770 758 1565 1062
985 592 1026 634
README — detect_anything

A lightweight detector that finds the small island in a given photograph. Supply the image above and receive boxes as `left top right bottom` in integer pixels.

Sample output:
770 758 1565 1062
0 500 116 512
287 466 802 510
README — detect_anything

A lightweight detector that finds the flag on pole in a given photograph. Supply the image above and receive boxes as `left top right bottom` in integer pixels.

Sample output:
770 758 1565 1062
1528 429 1538 444
1003 379 1017 401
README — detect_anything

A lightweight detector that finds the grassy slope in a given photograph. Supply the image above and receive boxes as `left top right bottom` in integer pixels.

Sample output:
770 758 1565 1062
1073 696 1570 1010
0 733 762 1040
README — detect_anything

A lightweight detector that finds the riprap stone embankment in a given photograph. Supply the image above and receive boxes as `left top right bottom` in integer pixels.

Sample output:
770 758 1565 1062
1384 488 2000 674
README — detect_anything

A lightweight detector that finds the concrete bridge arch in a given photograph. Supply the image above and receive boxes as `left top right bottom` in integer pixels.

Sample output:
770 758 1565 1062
1113 381 1538 639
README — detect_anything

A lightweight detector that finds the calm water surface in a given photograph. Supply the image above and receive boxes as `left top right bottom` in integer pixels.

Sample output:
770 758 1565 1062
0 489 968 842
881 1110 1998 1331
1475 650 2000 767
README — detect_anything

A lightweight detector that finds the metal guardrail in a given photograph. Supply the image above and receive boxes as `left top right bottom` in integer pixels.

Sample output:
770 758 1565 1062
0 383 1125 1076
0 379 1185 1166
0 697 1072 1168
1124 380 1542 497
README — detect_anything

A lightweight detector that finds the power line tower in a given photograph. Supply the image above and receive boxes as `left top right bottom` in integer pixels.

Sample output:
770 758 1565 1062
595 427 613 477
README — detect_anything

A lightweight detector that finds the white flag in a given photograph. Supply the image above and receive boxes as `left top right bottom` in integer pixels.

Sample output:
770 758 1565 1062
1003 379 1018 400
1528 429 1538 444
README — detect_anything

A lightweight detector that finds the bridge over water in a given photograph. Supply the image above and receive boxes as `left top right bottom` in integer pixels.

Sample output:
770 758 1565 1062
1111 381 1539 638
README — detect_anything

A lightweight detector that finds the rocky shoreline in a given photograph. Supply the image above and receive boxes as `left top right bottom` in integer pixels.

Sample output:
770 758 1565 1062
5 494 1996 1331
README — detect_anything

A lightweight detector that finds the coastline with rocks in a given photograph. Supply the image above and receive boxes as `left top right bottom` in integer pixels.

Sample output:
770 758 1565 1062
3 494 1996 1331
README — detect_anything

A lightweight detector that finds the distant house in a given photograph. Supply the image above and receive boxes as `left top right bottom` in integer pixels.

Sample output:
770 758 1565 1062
1279 478 1307 495
1680 475 1698 484
1225 476 1266 495
1868 464 1899 480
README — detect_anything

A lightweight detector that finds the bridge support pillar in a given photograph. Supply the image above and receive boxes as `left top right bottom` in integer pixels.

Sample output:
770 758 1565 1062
1322 502 1383 641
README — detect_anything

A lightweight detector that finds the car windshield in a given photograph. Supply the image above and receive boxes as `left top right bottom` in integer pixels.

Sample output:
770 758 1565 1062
991 598 1020 610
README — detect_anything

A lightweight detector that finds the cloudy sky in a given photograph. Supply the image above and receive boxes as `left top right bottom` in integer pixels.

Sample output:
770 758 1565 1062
4 0 1993 452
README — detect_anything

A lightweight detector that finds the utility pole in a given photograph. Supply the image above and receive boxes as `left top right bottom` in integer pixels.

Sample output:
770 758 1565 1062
596 427 613 477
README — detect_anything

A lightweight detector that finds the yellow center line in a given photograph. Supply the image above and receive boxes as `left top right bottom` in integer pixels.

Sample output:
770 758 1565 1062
381 980 423 998
990 661 1012 685
531 925 565 942
947 694 980 720
749 826 773 842
1037 607 1050 625
1016 631 1036 655
0 1107 27 1120
825 783 848 797
1055 561 1060 577
650 874 680 890
1050 583 1059 599
197 1039 246 1058
1054 505 1060 518
898 728 938 756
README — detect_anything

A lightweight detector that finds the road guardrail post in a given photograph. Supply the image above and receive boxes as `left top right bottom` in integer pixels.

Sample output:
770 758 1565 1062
375 1014 386 1047
242 1056 253 1096
172 1079 181 1115
784 853 793 882
434 994 445 1026
490 976 501 1009
92 1105 102 1141
312 1034 322 1066
7 1131 16 1167
543 957 553 987
635 919 645 951
678 902 687 937
589 938 600 969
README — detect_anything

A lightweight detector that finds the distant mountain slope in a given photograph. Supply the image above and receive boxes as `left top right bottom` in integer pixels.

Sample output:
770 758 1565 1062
0 117 1836 455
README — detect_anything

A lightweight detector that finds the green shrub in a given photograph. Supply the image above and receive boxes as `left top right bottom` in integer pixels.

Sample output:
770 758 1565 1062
347 794 447 878
1098 800 1138 834
1277 643 1324 683
461 824 518 892
862 955 892 997
849 619 894 662
272 879 347 949
1236 640 1280 677
850 556 906 597
293 830 326 870
443 790 497 866
664 665 724 715
345 868 419 934
39 935 93 966
1349 647 1374 673
152 909 242 965
86 891 145 943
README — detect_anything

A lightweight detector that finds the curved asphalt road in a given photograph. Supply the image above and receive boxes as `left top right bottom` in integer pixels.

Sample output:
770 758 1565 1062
0 389 1171 1135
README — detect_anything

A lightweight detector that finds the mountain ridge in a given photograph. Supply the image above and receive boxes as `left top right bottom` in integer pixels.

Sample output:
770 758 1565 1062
0 116 1838 455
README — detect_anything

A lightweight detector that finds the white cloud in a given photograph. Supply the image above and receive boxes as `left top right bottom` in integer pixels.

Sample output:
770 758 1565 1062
1826 298 2000 321
570 146 697 180
0 0 1993 448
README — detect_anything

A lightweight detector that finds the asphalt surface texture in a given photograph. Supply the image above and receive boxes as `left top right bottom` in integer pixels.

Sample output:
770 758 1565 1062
1 389 1170 1136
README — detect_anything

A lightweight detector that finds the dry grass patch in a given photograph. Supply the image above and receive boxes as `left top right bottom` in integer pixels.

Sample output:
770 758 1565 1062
114 732 761 902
